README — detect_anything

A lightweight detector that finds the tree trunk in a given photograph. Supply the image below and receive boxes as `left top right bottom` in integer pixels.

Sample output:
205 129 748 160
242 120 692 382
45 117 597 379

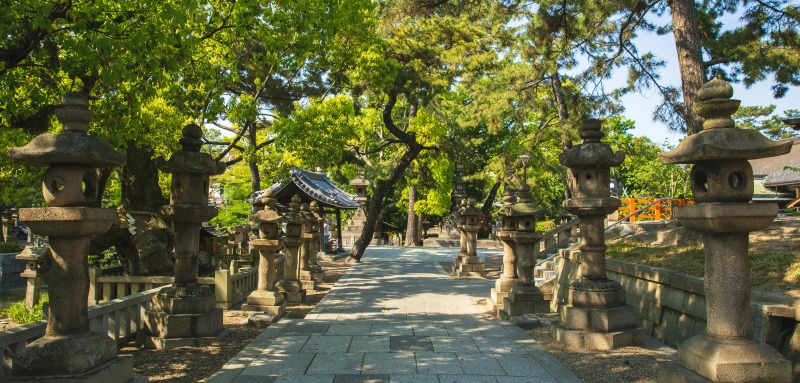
670 0 706 135
551 72 573 199
348 91 424 261
415 212 424 245
248 124 261 207
122 143 165 212
405 182 418 246
482 180 501 216
115 142 175 276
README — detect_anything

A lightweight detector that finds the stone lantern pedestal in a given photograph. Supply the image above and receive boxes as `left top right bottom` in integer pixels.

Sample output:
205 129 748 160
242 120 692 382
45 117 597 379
5 93 141 382
310 201 326 281
276 195 307 303
501 183 548 318
491 187 517 312
242 192 286 324
658 78 792 383
143 125 227 349
455 199 485 277
299 203 318 291
553 119 643 350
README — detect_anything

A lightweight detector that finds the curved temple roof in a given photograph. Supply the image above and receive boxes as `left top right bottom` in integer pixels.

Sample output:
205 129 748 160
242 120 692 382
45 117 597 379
253 167 361 210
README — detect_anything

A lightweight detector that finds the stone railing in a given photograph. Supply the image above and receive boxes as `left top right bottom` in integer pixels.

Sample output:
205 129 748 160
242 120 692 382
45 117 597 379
537 218 579 258
0 286 164 374
87 255 285 309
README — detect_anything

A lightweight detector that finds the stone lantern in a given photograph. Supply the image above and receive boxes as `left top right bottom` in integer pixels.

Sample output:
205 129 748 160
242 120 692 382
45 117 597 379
310 201 326 281
16 246 50 310
299 203 317 291
452 164 466 208
657 77 792 382
275 195 306 303
143 124 227 349
242 191 286 324
451 199 468 271
553 118 642 350
6 93 138 381
344 168 370 247
491 182 518 312
455 198 485 277
501 171 547 317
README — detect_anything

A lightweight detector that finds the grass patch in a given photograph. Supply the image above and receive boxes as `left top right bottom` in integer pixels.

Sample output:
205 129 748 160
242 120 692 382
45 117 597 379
607 242 800 294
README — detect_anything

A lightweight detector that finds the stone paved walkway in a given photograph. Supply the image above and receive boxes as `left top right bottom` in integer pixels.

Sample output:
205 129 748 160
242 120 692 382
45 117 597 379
209 247 581 383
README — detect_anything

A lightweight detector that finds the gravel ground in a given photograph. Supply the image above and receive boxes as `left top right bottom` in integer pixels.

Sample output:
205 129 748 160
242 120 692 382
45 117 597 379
122 257 352 382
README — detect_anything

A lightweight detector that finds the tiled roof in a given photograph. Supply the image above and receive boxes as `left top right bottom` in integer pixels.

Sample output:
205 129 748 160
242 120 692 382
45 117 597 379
252 167 361 210
750 138 800 186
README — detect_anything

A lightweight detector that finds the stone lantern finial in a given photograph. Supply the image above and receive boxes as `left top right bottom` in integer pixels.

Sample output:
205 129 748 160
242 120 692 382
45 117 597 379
54 92 92 133
180 124 204 152
696 75 738 130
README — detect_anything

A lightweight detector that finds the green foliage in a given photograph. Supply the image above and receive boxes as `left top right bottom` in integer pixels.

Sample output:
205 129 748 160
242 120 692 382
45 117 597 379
209 162 253 229
734 106 799 140
3 294 49 325
604 117 691 198
0 241 22 253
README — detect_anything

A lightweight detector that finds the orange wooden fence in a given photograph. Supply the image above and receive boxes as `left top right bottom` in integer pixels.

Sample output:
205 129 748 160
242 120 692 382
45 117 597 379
617 198 694 222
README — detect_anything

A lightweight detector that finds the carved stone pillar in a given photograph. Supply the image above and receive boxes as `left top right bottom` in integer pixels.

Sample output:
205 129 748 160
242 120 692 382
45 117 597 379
143 124 227 349
658 77 792 383
491 185 517 312
275 195 306 303
242 191 286 324
552 118 643 350
299 203 317 291
7 93 140 381
455 199 485 277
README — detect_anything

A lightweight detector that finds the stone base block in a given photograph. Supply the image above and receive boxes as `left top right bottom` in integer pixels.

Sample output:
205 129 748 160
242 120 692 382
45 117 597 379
247 313 281 330
456 263 485 278
241 301 286 316
244 290 284 307
283 291 306 303
675 336 792 382
144 308 224 339
552 323 643 350
2 355 145 383
301 280 317 291
141 329 228 350
490 288 509 311
569 287 626 309
11 332 117 375
499 299 551 318
559 304 638 332
462 255 482 265
658 362 712 383
151 287 216 314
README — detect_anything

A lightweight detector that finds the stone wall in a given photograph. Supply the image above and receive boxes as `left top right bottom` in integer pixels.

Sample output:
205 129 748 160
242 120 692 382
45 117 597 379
553 248 799 348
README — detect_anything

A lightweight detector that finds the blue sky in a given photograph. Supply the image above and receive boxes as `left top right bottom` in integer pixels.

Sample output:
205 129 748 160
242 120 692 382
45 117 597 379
617 16 798 146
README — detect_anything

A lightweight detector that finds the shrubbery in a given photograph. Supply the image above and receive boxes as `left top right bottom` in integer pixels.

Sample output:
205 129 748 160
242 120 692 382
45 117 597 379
3 294 48 325
0 241 22 253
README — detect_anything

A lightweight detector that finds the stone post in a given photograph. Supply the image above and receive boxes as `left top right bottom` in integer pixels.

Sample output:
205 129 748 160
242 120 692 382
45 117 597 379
657 77 792 382
16 246 50 310
310 201 325 281
299 203 317 291
455 198 485 277
452 199 468 270
491 185 518 312
501 182 548 317
6 93 140 381
143 124 227 349
552 118 643 350
275 195 306 303
242 191 286 325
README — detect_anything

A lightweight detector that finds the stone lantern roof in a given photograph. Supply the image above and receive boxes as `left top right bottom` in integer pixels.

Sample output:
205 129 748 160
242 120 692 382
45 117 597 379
250 191 282 225
8 93 125 167
660 76 792 164
462 198 482 218
510 185 543 217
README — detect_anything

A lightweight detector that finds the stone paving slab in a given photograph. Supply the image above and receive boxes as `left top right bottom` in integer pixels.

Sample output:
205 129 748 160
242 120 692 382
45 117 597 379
208 247 581 383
